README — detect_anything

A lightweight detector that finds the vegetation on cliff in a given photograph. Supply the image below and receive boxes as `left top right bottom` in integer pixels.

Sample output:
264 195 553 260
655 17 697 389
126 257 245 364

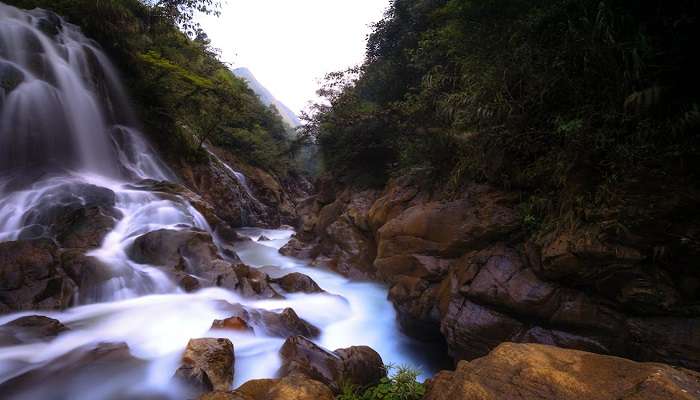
304 0 700 226
8 0 300 175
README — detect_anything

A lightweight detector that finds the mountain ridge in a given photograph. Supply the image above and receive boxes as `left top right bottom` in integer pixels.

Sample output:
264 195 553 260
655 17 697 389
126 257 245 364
233 67 301 128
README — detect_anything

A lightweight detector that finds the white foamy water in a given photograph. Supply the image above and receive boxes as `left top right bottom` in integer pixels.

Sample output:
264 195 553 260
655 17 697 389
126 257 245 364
0 230 442 399
0 3 443 399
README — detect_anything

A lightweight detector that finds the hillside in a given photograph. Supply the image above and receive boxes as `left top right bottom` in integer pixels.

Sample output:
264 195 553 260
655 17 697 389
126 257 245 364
233 67 302 128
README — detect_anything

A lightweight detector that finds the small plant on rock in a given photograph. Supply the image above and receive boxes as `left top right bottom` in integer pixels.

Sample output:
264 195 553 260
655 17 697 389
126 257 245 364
337 365 426 400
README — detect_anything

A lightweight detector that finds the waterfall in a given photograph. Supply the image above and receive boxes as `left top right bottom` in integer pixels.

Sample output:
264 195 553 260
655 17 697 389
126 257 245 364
203 145 267 226
0 3 197 295
0 4 172 181
0 4 438 399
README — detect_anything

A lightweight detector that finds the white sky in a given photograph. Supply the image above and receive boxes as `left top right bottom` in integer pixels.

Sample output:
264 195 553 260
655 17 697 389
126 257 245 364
199 0 390 115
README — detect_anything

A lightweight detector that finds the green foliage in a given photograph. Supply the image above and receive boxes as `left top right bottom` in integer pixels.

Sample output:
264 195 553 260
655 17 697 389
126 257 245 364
6 0 295 175
306 0 700 226
337 365 425 400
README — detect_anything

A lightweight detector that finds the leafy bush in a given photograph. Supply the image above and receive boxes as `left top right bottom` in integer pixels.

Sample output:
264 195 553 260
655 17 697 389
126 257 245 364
337 365 426 400
306 0 700 207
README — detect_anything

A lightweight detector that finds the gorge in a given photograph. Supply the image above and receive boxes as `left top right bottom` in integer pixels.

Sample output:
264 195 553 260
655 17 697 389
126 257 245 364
1 1 700 400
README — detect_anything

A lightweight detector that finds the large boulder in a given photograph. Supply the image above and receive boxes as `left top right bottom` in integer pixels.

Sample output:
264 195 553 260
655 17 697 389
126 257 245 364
0 342 141 398
213 302 320 339
278 336 385 392
0 315 69 346
272 272 323 294
424 342 700 400
18 182 120 249
225 375 334 400
0 239 77 312
128 228 220 273
175 338 235 394
128 230 283 298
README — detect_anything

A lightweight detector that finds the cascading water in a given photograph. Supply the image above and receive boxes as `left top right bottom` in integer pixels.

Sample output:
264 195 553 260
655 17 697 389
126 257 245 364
204 145 267 226
0 4 443 399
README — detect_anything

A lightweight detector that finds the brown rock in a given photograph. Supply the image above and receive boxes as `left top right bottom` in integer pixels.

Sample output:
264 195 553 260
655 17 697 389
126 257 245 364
175 338 235 394
128 229 220 273
233 375 334 400
278 336 385 392
0 315 69 345
258 308 320 338
424 342 700 400
272 272 323 294
278 237 315 259
0 239 77 312
538 225 645 282
199 391 250 400
376 188 519 261
211 317 253 333
18 182 120 249
0 342 141 397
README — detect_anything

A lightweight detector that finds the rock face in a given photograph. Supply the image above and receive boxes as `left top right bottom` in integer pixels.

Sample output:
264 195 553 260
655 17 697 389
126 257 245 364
175 145 306 228
0 239 77 312
289 176 700 370
278 335 385 392
424 342 700 400
175 338 235 394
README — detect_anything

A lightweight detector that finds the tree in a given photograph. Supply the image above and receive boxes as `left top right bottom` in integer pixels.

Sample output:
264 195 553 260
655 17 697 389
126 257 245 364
141 0 221 36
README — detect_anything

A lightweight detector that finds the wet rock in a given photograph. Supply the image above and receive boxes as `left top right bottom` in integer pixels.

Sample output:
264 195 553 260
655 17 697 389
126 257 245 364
258 235 271 241
272 272 323 294
0 315 68 345
174 338 234 394
424 342 700 400
0 342 142 397
0 239 77 312
213 302 320 339
257 308 320 338
19 182 120 249
35 11 62 36
211 317 253 333
127 179 246 246
279 336 385 392
319 217 376 279
199 391 250 400
0 60 24 94
127 228 280 297
180 274 202 292
128 229 219 272
279 237 315 259
60 250 118 300
53 205 120 249
626 317 700 370
388 275 446 340
232 375 334 400
230 263 282 299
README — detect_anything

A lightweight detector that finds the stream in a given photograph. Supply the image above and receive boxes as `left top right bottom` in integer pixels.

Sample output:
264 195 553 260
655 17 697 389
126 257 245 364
0 4 441 399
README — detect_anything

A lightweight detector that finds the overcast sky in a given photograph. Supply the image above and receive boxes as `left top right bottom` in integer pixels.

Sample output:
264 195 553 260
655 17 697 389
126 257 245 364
199 0 390 115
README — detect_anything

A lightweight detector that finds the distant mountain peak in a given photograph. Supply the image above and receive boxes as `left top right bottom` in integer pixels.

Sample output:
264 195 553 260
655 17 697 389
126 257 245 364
233 67 301 127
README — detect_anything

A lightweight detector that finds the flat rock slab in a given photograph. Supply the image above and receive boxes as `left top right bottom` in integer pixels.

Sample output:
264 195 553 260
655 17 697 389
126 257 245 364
425 342 700 400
